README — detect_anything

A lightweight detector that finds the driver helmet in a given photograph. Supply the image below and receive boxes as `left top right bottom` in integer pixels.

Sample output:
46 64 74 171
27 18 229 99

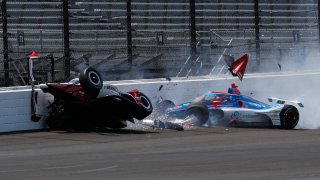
231 82 238 88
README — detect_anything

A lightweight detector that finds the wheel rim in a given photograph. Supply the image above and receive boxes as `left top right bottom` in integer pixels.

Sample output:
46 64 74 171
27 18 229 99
282 107 299 128
140 96 151 110
88 71 101 86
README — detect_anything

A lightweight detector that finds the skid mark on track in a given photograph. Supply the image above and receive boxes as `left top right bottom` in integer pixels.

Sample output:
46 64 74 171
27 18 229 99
74 165 119 173
0 165 84 173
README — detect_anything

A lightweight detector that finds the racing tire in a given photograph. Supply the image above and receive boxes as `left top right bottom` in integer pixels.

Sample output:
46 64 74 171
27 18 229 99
79 67 103 97
280 105 299 129
185 104 209 126
132 92 153 120
139 92 153 113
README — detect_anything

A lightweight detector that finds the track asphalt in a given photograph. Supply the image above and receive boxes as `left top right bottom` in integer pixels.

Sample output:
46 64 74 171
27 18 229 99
0 127 320 180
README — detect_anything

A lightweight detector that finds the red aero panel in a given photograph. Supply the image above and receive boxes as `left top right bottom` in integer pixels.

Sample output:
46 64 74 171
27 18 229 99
212 100 222 108
229 54 248 81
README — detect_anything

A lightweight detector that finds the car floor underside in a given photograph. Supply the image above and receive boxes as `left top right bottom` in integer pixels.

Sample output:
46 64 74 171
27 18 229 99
48 95 144 129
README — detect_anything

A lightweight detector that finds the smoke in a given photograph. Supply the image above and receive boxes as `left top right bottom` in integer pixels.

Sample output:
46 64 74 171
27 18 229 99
240 46 320 129
114 45 320 130
286 49 320 129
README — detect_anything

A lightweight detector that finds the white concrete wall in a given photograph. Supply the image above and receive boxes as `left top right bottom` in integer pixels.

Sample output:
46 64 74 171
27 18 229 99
0 71 319 133
0 89 46 132
113 71 320 106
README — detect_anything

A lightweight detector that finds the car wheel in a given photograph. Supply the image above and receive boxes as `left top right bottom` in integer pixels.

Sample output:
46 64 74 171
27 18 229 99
132 92 153 120
139 92 153 113
280 105 299 129
79 67 103 97
185 104 209 126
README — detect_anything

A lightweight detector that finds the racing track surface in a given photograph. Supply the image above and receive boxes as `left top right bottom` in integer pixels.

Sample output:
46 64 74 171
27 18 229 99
1 127 320 180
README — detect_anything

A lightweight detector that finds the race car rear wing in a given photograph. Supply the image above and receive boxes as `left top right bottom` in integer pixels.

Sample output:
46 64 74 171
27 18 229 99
268 97 304 108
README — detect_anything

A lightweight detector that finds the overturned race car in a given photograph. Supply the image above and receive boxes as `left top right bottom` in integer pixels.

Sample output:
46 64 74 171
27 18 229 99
148 92 303 130
38 67 153 130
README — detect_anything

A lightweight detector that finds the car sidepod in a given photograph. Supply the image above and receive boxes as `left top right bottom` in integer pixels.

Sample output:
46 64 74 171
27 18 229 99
216 108 274 127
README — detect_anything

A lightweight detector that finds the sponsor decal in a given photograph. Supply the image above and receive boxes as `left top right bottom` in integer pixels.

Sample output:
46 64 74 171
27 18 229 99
231 111 240 119
104 85 118 92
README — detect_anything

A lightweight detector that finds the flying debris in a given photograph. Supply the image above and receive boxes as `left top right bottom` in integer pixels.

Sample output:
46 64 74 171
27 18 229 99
224 54 248 81
141 119 184 131
278 63 282 71
158 84 163 91
165 76 172 82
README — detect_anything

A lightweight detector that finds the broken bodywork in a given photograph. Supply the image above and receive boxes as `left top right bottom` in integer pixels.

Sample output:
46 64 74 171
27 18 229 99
37 67 153 130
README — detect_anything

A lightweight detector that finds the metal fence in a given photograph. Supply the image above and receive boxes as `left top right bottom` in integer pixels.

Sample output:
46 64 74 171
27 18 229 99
0 0 319 86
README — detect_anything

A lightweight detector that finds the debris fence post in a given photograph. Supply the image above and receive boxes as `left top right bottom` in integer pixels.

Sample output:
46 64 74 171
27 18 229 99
63 0 70 80
189 0 197 58
1 0 9 86
254 0 260 68
127 0 133 68
318 0 320 49
50 54 55 82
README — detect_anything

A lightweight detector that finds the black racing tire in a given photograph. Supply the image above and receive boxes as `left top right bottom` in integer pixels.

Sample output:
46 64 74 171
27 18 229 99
280 105 299 129
156 100 175 116
185 104 209 126
132 92 153 120
79 67 103 97
139 92 153 113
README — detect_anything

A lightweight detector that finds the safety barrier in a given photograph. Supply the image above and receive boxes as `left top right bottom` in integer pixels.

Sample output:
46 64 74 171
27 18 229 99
0 70 319 133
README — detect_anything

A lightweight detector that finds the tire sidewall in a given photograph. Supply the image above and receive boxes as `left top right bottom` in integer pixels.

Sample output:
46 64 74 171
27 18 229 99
280 105 299 129
130 92 153 120
79 67 103 96
138 92 153 113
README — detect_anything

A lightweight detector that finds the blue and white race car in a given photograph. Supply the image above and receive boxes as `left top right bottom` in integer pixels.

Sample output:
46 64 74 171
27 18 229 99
146 92 303 130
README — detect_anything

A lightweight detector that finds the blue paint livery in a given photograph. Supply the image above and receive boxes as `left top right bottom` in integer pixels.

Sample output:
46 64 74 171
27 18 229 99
171 92 279 110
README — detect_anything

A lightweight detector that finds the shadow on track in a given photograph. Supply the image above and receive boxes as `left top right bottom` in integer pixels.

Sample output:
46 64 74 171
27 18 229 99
0 127 159 136
52 127 159 135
